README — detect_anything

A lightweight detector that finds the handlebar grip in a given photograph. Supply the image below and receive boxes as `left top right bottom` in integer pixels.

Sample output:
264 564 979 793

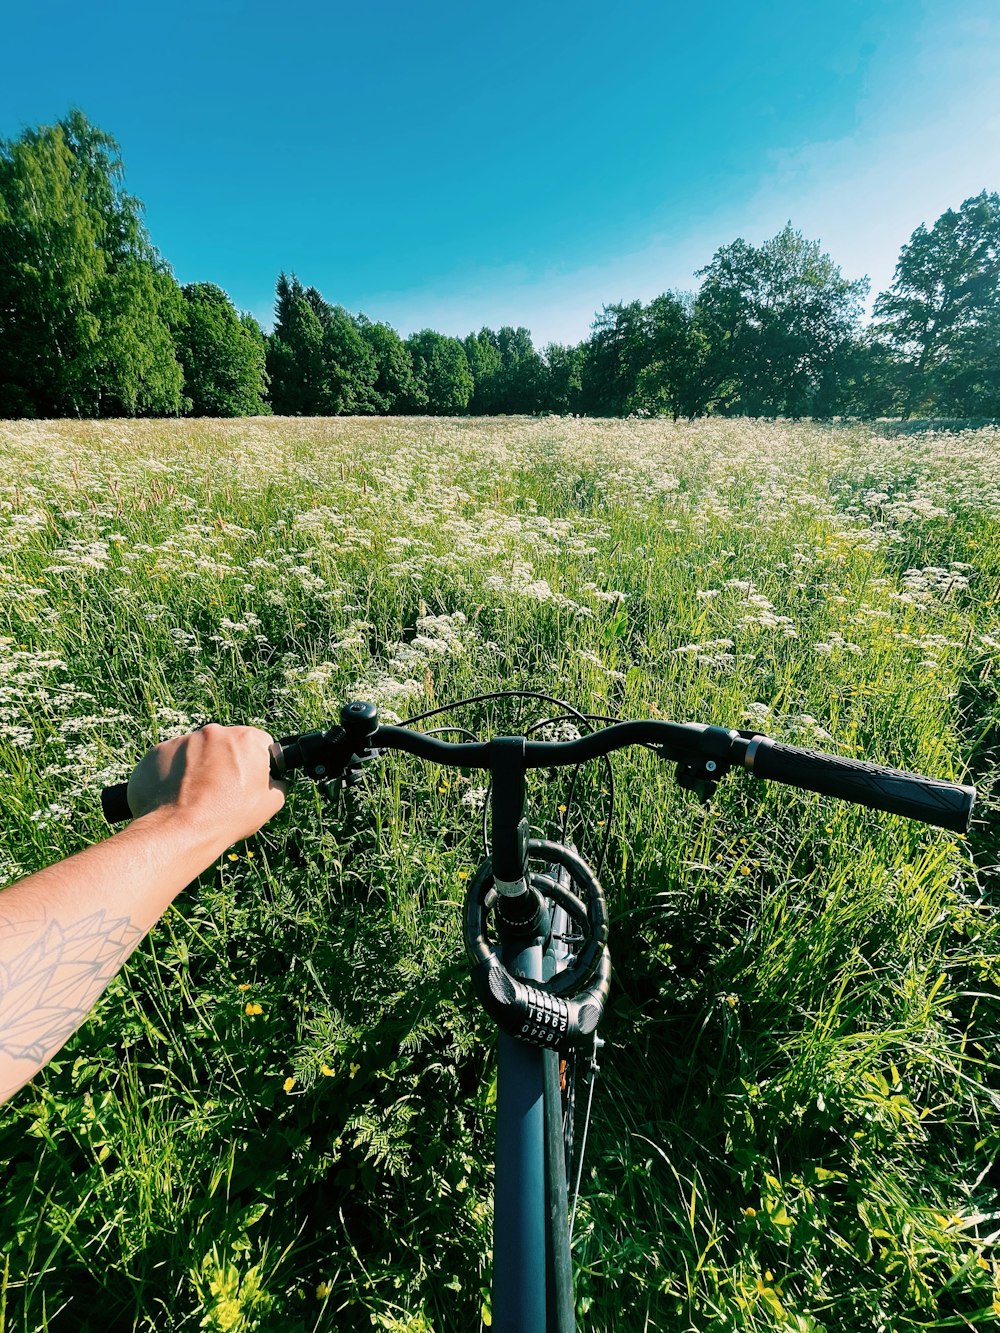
101 783 133 825
746 738 975 833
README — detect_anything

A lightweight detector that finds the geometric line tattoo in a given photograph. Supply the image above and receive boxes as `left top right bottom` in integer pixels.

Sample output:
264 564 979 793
0 910 145 1062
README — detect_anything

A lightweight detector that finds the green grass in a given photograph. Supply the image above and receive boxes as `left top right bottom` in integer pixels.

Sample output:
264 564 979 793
0 415 998 1331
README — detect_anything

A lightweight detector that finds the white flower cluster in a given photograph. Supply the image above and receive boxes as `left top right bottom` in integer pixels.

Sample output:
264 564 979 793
208 611 272 654
813 633 863 656
723 579 798 638
741 702 832 743
0 852 23 887
574 648 626 683
533 720 583 743
0 642 95 748
460 786 488 811
43 538 112 575
893 565 973 606
485 560 593 615
673 638 736 671
581 583 627 603
344 611 478 723
785 714 835 743
291 506 344 535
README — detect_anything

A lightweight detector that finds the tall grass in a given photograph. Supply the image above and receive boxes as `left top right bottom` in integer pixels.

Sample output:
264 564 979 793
0 416 997 1331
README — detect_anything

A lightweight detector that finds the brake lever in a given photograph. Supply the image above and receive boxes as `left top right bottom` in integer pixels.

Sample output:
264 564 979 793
341 746 383 788
675 759 729 804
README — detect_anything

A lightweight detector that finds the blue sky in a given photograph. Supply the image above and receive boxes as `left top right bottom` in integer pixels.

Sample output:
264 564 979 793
3 0 998 345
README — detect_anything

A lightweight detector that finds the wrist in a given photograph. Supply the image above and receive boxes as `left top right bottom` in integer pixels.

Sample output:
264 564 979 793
128 804 233 878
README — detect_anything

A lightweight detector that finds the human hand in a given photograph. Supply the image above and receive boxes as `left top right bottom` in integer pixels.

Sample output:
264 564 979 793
126 724 287 847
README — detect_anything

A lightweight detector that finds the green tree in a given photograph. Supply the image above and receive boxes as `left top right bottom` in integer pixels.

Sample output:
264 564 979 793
0 110 183 417
463 329 503 413
694 223 867 417
933 303 1000 418
541 342 585 414
872 191 1000 417
0 120 103 416
405 331 473 414
579 301 649 415
269 279 401 416
319 305 379 414
174 284 269 416
266 273 326 415
627 292 713 419
463 326 544 413
96 261 185 416
495 326 545 413
361 318 424 414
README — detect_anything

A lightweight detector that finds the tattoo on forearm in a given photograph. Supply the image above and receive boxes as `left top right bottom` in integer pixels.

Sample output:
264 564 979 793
0 911 145 1062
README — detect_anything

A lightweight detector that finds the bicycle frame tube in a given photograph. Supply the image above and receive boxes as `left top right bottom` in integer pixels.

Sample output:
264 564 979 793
486 736 578 1332
493 931 548 1333
492 910 576 1333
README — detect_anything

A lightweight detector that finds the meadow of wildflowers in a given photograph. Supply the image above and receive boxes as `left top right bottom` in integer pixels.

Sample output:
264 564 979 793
0 415 998 1331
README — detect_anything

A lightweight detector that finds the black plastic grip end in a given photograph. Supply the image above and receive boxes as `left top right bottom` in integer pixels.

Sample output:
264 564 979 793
101 782 133 825
747 738 975 834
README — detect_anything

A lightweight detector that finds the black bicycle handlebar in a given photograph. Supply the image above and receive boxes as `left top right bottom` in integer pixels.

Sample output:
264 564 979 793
100 704 975 834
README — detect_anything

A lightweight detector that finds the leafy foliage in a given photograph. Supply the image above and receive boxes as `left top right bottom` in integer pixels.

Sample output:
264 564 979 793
873 191 1000 418
175 284 269 417
0 108 998 423
694 224 869 417
0 110 184 418
267 273 327 415
405 330 474 415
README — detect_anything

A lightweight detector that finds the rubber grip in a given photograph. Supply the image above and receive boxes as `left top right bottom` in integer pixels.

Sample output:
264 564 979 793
747 738 975 833
101 783 133 824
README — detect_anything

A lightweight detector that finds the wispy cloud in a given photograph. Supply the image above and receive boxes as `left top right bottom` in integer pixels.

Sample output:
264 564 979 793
259 4 1000 348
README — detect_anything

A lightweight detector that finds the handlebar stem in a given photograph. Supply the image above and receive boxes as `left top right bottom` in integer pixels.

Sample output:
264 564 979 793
490 737 531 895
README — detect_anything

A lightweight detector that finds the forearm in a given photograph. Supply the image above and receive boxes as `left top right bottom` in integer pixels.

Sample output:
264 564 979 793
0 809 230 1104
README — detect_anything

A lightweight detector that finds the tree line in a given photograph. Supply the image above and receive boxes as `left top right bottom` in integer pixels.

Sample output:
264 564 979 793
2 111 998 421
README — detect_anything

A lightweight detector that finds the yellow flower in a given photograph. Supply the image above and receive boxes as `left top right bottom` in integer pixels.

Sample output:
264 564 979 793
349 1062 360 1079
245 1002 263 1016
316 1281 332 1299
284 1076 296 1093
228 853 239 861
558 804 567 813
321 1064 335 1077
246 851 255 859
457 869 470 881
743 1207 757 1218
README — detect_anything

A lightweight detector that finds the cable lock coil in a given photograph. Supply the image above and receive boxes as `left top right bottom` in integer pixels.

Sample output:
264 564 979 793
463 840 612 1050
